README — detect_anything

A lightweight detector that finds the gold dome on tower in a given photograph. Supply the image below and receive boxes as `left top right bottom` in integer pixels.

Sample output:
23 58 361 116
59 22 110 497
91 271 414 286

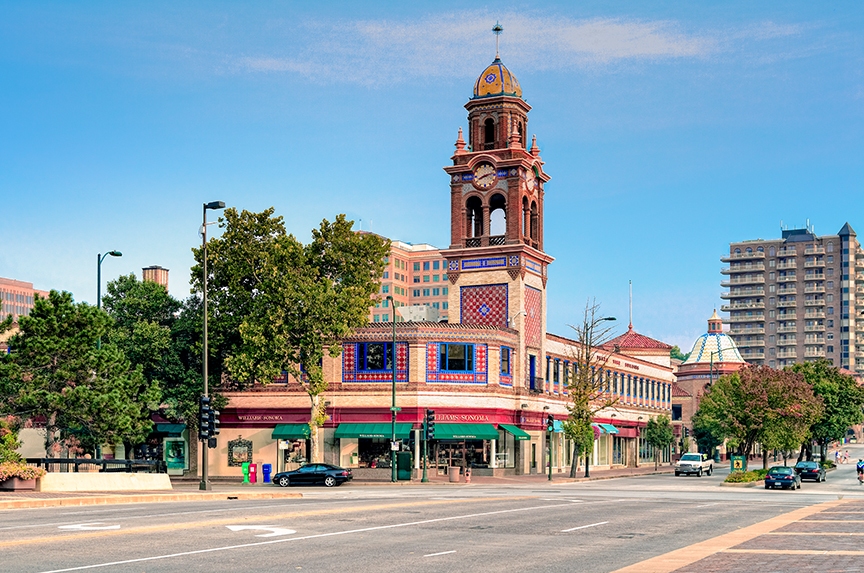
473 57 523 99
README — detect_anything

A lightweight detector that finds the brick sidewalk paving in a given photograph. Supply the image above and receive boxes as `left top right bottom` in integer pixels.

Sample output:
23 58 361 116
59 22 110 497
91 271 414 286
614 499 864 573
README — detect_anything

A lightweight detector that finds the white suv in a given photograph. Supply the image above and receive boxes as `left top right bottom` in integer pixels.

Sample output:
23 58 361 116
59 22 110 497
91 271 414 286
675 452 713 477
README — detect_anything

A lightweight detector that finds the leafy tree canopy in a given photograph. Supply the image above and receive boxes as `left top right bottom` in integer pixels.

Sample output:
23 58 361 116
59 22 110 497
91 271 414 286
788 360 864 446
0 291 160 454
670 345 691 362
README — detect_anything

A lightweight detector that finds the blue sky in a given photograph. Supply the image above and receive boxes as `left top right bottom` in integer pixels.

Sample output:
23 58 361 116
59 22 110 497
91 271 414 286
1 2 862 349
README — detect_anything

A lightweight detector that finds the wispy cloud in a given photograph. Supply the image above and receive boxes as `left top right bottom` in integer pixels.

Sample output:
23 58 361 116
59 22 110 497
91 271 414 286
229 12 715 85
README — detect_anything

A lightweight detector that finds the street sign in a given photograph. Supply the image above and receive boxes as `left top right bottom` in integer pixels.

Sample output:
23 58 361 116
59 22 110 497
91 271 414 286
731 455 747 472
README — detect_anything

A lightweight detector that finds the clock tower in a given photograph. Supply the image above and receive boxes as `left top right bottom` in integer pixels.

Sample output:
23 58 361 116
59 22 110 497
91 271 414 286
443 31 553 391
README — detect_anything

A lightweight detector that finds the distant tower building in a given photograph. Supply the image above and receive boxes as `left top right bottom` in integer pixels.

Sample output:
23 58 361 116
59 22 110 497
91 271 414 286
142 266 169 289
721 222 862 373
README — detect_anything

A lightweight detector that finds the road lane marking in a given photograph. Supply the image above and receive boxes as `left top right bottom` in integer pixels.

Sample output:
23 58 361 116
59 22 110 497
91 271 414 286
695 503 721 508
57 524 120 531
424 550 456 557
225 525 296 537
561 521 608 532
36 501 577 572
2 497 535 549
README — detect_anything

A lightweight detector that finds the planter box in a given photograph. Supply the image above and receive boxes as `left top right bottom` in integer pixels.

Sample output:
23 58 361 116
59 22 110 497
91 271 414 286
0 477 37 491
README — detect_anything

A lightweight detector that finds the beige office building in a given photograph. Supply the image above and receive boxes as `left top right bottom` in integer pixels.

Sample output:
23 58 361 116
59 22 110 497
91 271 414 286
721 223 863 373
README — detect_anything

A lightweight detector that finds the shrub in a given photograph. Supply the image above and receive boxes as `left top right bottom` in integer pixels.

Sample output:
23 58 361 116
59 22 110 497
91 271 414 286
0 462 46 481
0 418 22 464
821 460 836 469
725 469 769 483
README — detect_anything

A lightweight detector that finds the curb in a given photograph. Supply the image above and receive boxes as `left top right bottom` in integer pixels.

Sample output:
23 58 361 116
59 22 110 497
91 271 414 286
0 490 302 511
719 480 765 488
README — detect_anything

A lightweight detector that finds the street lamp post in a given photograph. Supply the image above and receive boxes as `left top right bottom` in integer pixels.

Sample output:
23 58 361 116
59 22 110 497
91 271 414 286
708 350 722 386
585 316 617 479
96 250 122 350
200 200 225 492
386 295 399 483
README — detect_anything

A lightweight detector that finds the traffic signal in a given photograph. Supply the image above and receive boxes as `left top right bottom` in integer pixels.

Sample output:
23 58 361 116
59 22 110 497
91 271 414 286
425 409 435 440
207 407 220 448
684 427 690 438
546 414 555 432
198 396 211 441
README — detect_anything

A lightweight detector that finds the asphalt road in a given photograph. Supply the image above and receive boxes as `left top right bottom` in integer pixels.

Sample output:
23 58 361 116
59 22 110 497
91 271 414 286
3 454 864 573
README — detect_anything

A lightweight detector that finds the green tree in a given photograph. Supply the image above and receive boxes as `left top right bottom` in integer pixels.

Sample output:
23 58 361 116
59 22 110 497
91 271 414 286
0 417 22 463
195 209 389 462
692 411 724 458
564 300 618 477
644 415 674 470
0 291 160 455
695 365 820 460
670 345 690 362
102 275 208 428
788 360 864 463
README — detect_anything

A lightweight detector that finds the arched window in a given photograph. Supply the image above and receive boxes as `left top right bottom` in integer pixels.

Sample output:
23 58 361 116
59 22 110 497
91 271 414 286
735 248 741 254
466 196 483 238
530 201 538 240
746 247 753 254
757 246 764 252
827 242 834 253
769 246 775 256
522 196 529 237
484 118 495 150
489 193 507 237
518 122 524 148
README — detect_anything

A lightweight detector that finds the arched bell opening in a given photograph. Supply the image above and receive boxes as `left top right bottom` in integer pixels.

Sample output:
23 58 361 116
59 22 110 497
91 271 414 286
466 196 484 239
489 193 507 245
484 118 496 150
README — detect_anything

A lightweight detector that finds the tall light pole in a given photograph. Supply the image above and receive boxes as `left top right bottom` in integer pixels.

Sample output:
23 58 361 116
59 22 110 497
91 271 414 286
96 250 122 350
200 200 225 492
585 316 616 478
708 350 721 386
386 295 399 483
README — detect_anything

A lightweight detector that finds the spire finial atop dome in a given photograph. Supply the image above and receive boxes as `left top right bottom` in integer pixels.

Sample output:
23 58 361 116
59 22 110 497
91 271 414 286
492 22 503 58
454 127 467 154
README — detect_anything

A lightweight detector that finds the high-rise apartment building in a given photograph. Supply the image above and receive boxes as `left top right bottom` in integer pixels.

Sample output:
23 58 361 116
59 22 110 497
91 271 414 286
368 238 450 323
721 223 862 373
142 266 169 289
0 277 50 322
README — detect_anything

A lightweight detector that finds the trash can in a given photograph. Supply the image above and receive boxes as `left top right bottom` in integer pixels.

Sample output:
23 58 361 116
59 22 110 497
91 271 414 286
262 463 272 484
241 462 251 484
396 452 412 481
449 466 461 483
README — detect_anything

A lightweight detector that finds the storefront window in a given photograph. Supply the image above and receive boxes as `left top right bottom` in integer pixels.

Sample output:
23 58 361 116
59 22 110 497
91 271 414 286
439 343 474 371
613 436 626 465
358 342 394 371
358 438 392 468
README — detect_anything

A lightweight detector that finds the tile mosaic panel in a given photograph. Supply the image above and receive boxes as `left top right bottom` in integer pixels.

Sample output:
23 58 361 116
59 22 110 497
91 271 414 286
342 342 409 383
525 286 542 348
460 284 508 327
426 342 488 384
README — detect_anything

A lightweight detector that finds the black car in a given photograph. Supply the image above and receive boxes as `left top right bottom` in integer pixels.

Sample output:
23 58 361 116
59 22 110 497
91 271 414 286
794 460 826 482
764 466 801 490
273 464 353 487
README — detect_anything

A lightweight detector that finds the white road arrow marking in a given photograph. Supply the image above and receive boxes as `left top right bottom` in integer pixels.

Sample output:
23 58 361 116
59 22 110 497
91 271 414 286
561 521 608 533
58 523 121 531
225 525 296 538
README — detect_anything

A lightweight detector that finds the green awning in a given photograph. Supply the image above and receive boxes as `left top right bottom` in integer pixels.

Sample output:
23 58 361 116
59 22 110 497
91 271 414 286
499 424 531 441
334 423 413 439
271 424 311 440
434 423 500 441
155 423 185 436
597 423 619 434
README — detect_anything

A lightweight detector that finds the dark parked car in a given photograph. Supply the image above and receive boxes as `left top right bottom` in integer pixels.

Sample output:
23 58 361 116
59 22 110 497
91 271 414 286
273 463 353 487
794 461 826 482
764 466 801 490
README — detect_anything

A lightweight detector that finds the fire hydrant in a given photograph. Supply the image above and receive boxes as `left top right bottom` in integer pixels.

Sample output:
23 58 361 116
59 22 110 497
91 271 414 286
464 467 472 483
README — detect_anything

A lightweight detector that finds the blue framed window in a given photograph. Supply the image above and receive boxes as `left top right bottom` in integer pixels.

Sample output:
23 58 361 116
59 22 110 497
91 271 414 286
500 347 511 375
439 343 474 371
358 342 395 371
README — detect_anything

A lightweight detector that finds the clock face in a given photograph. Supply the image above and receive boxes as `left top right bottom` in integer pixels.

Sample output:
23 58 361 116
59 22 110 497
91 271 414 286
473 163 497 189
525 167 538 190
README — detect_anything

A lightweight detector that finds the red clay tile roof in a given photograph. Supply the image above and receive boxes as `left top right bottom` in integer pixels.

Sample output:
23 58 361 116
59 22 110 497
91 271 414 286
670 382 691 398
605 325 672 351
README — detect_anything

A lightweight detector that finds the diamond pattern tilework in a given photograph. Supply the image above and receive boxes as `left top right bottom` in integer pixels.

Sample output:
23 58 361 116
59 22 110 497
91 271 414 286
342 342 409 383
460 284 508 327
426 342 488 384
525 286 542 348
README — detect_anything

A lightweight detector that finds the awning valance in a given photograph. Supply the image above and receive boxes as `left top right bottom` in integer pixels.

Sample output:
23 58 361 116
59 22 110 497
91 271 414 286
434 423 500 441
596 423 619 434
154 423 185 437
499 424 531 441
271 424 311 440
334 423 413 439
